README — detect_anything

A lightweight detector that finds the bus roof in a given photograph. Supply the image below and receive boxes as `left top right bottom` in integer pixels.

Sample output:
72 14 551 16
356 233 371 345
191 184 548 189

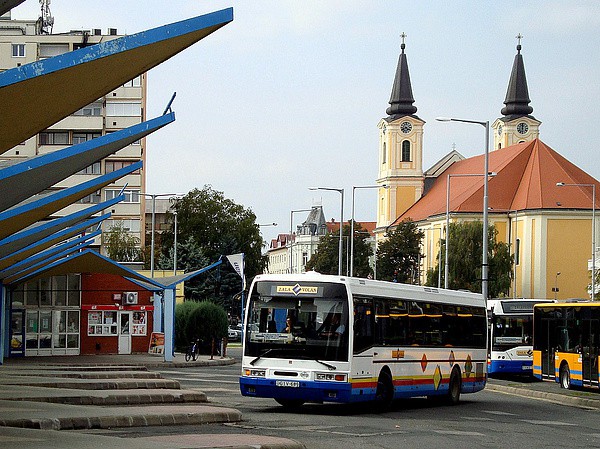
534 300 597 309
252 273 485 308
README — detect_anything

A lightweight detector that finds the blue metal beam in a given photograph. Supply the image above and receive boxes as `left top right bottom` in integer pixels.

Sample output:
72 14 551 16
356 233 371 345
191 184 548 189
0 8 233 152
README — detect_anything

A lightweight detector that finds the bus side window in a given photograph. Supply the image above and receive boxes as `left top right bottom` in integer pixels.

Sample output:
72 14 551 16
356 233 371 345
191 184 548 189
353 301 374 353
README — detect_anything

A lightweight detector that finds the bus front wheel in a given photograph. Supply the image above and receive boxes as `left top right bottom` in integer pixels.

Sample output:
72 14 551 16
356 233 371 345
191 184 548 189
559 363 571 389
375 370 394 408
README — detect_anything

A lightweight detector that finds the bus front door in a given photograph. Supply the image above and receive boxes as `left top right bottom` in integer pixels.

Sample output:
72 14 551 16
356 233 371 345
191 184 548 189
540 318 554 379
582 319 599 387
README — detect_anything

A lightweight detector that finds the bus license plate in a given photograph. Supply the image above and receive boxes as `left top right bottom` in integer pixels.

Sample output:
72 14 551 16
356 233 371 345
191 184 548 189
276 380 300 388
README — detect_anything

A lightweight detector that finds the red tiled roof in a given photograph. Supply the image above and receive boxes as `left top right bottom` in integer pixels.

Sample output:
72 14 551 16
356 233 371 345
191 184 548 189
397 139 600 223
327 221 376 236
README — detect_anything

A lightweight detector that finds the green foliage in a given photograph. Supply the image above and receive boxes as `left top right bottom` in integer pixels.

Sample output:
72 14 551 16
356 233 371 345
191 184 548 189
376 220 424 283
425 221 513 298
156 186 267 313
305 222 373 276
104 221 141 262
174 300 200 350
185 301 228 343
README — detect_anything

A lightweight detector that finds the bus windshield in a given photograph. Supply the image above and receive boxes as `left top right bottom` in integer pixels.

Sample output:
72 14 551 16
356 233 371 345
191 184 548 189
244 280 350 362
491 316 532 350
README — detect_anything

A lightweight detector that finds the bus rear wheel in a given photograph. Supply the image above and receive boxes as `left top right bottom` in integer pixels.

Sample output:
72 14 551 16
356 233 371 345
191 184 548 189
446 368 462 405
560 363 571 389
275 398 305 408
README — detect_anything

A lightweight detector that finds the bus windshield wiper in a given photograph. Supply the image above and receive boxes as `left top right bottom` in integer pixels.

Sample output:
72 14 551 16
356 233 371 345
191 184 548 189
315 359 336 370
250 348 276 365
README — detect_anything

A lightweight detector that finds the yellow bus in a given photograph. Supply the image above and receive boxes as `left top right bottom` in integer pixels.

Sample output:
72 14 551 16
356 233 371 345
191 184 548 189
532 302 600 389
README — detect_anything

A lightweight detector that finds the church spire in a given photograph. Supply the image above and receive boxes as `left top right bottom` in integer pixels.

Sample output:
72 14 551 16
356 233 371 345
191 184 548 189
501 34 534 117
386 33 418 118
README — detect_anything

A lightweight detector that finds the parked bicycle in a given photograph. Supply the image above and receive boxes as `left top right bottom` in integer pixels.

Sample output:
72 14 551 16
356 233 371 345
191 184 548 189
185 339 199 362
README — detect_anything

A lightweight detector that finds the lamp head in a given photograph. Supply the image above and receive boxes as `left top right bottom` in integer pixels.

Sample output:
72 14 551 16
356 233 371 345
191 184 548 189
435 117 452 122
556 182 565 187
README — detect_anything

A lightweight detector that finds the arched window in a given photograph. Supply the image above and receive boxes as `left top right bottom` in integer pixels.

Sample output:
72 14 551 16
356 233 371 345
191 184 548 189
382 142 387 164
401 140 411 162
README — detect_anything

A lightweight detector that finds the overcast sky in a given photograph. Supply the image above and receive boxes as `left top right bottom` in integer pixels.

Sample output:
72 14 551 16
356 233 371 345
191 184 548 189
12 1 600 246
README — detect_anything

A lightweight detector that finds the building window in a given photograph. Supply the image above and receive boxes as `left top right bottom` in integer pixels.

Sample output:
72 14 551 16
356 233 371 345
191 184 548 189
12 43 25 57
123 76 142 87
39 131 69 145
77 161 101 175
382 142 387 164
302 252 308 267
106 102 142 117
39 43 69 58
106 219 141 233
105 160 140 174
401 140 411 162
77 191 101 204
73 132 101 144
88 311 118 336
515 238 520 265
105 189 140 203
73 102 102 116
132 311 147 335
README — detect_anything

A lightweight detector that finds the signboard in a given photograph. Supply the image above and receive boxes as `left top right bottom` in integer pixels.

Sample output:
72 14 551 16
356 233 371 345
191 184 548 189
148 332 164 355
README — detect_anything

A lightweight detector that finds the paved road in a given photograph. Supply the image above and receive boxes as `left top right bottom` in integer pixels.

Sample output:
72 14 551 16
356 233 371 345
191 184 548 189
86 347 600 448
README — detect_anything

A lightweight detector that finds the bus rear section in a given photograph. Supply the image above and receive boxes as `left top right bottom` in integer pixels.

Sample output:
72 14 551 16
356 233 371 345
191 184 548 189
240 274 487 407
488 299 552 375
533 302 600 389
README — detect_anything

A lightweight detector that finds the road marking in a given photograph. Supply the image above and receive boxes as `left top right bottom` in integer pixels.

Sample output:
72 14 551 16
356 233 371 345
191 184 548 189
433 430 485 436
226 423 405 437
462 416 493 421
521 420 577 426
483 410 517 416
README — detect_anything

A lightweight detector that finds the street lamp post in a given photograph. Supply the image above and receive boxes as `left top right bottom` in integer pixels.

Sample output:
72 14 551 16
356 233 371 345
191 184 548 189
290 210 310 274
437 117 491 301
143 193 177 277
310 187 344 276
557 182 597 299
351 185 383 277
445 173 493 289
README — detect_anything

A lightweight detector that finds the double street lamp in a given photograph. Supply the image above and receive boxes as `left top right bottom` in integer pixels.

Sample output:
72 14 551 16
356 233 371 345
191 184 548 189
557 182 596 299
437 117 490 301
144 193 178 278
309 187 344 276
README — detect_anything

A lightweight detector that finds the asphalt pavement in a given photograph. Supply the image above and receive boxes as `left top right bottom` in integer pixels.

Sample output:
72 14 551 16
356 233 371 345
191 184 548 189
0 351 599 449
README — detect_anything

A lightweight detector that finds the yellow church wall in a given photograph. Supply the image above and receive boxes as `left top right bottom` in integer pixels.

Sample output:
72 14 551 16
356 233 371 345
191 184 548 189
546 218 590 299
529 219 536 298
395 185 417 219
492 220 508 244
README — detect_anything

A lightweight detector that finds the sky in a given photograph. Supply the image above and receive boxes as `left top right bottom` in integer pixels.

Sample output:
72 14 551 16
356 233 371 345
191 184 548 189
11 1 600 246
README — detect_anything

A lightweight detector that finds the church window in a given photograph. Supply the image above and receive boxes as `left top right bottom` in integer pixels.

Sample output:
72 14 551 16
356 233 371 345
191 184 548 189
382 142 387 164
401 140 411 162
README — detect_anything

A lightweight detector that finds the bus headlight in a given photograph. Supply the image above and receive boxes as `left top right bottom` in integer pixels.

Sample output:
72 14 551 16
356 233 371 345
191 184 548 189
245 368 266 377
315 372 347 382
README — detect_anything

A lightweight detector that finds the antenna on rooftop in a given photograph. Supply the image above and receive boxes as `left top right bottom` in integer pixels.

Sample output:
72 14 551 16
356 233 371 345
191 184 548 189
38 0 54 35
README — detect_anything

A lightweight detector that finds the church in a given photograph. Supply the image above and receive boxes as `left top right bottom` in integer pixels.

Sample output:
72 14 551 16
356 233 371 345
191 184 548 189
375 36 599 300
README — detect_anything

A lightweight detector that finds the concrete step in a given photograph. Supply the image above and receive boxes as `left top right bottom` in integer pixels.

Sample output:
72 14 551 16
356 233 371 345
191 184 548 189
0 369 163 379
0 385 207 405
0 376 180 390
0 400 241 430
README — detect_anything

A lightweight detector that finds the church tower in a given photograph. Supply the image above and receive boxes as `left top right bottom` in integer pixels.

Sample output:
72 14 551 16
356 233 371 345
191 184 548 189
492 35 541 150
376 35 425 238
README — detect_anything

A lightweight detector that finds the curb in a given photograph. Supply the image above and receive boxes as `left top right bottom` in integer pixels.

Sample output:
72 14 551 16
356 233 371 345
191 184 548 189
486 383 600 409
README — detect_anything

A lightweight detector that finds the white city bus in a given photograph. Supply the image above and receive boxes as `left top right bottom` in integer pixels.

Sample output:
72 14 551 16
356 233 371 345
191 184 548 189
487 298 553 376
239 273 487 408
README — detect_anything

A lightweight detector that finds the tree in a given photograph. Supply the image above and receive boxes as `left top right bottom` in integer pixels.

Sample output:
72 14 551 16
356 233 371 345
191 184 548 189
104 221 141 262
157 186 266 310
305 222 373 276
425 221 512 298
376 219 424 283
